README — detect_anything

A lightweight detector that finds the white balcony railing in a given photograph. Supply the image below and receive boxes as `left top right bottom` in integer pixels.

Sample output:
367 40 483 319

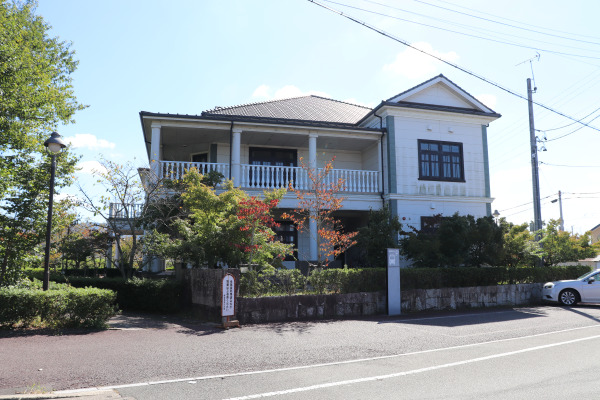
160 161 230 181
159 161 380 193
109 203 144 219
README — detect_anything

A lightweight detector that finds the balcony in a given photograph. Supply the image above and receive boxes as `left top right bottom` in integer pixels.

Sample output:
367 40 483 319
159 161 380 193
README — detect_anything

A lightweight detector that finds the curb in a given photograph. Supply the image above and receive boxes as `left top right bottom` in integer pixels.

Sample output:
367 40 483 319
0 389 124 399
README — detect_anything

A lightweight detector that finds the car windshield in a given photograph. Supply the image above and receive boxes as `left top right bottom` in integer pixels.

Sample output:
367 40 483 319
578 271 597 280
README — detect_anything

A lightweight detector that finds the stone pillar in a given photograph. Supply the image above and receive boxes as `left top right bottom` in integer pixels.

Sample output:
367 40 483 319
105 239 113 269
150 123 162 178
231 128 242 186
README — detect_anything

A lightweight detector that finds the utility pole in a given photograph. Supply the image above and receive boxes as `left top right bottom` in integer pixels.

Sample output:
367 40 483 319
527 78 543 239
556 190 564 231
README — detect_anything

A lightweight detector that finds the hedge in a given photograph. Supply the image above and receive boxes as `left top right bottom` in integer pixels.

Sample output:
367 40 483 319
23 268 122 280
0 284 117 328
49 277 183 314
240 265 592 297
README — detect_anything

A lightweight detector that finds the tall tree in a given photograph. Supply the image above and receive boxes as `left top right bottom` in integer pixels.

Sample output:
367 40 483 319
0 0 84 192
0 1 83 284
78 158 162 278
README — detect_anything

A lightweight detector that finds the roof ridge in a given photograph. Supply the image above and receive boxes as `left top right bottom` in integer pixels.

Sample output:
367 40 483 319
308 95 372 110
202 95 314 114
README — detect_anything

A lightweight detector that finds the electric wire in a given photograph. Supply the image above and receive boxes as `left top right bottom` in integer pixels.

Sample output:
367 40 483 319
540 161 600 168
321 0 600 60
360 0 598 54
410 0 600 45
432 0 600 41
308 0 600 133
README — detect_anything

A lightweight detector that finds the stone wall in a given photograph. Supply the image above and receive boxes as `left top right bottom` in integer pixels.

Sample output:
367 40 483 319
237 292 387 324
236 284 542 324
182 268 240 319
401 283 543 312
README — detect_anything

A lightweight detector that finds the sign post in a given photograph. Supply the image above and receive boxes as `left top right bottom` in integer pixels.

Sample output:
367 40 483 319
387 248 401 316
221 273 239 329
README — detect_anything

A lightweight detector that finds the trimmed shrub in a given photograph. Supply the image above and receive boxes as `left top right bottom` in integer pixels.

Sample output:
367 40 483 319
0 284 117 328
239 265 592 297
53 277 182 314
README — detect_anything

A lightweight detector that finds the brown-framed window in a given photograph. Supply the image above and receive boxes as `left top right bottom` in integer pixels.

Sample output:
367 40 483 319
418 140 464 182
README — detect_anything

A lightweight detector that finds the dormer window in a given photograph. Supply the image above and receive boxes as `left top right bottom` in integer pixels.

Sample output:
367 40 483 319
418 139 464 182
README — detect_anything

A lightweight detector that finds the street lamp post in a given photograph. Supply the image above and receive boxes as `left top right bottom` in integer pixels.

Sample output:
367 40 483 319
42 132 66 291
493 209 500 225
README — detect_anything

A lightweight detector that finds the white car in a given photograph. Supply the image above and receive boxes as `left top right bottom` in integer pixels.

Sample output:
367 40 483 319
543 270 600 306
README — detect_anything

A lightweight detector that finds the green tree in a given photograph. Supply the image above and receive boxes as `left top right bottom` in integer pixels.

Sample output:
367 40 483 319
0 1 83 285
540 219 598 266
400 213 504 268
0 0 84 194
144 169 292 269
500 220 541 268
356 206 402 268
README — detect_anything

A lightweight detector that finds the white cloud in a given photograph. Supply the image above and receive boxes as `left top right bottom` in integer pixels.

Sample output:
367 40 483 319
66 134 116 150
251 85 330 101
476 94 497 110
383 42 459 80
251 84 271 100
77 160 108 175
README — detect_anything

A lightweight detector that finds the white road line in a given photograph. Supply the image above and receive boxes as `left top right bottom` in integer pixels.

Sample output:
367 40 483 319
224 334 600 400
54 322 600 395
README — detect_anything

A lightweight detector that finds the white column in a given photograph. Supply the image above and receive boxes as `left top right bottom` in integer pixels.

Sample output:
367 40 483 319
308 134 318 261
308 134 317 171
309 216 318 262
150 123 162 178
377 138 383 192
231 128 242 186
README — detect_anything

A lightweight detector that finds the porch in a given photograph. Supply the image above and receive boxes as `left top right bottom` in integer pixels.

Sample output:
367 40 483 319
159 161 380 193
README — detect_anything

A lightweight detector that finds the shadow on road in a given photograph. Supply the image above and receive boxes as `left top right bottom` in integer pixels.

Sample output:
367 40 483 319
378 307 549 328
559 304 600 323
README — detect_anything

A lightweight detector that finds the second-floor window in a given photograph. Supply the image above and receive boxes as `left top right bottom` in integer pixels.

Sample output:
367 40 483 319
418 139 464 182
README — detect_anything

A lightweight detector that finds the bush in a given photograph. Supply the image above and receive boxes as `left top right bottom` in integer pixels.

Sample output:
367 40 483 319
0 283 117 329
240 268 386 297
239 265 592 296
53 277 182 314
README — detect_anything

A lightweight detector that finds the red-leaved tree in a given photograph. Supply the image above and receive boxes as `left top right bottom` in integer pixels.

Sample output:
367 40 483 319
282 157 357 267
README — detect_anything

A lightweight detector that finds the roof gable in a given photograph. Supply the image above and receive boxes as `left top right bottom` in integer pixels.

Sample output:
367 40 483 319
386 74 495 114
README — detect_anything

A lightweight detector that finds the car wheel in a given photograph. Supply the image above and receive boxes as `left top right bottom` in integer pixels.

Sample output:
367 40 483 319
559 289 579 306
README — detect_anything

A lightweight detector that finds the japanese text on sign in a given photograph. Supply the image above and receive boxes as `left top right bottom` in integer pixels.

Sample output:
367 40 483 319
222 274 235 317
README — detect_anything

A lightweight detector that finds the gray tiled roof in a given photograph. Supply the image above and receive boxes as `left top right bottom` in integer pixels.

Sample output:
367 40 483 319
202 95 372 125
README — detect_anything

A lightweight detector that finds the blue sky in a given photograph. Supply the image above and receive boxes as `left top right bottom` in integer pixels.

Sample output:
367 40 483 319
37 0 600 234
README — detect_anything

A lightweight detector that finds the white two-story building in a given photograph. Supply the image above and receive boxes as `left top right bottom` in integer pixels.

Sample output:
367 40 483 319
139 75 500 268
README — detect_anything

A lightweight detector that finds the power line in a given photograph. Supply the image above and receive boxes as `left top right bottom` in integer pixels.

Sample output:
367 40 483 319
361 0 598 54
309 0 600 133
540 161 600 168
321 0 600 60
538 106 600 132
411 0 600 46
545 112 600 141
432 0 600 41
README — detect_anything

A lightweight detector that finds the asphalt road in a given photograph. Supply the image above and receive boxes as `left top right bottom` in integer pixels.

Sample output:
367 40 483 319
2 305 600 399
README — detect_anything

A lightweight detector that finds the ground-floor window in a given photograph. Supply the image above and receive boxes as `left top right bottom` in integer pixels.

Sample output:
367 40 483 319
274 221 297 261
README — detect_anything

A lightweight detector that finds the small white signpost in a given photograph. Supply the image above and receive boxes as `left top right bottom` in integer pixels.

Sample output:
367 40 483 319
221 273 239 328
387 248 401 316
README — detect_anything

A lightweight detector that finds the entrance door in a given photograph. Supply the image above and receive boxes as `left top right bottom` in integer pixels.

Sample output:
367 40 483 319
249 148 297 187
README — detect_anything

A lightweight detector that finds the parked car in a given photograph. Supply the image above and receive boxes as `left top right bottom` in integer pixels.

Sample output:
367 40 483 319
543 270 600 305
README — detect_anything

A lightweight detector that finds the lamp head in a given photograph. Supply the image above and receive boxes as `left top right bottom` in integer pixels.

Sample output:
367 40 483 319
44 132 67 154
492 210 500 218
